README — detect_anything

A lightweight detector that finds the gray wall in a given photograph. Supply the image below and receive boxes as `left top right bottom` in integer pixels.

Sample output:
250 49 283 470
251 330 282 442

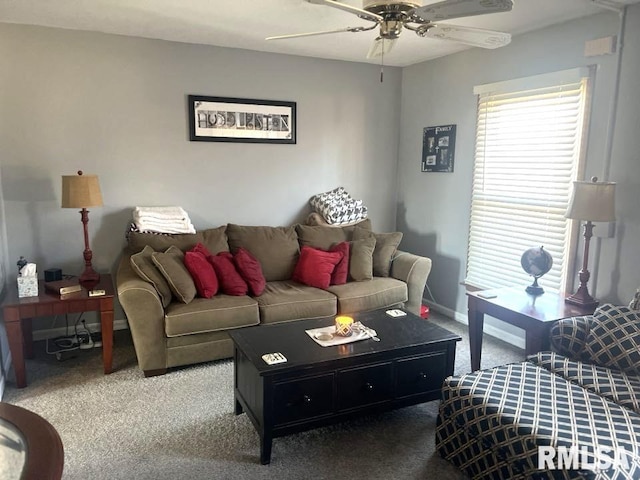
0 24 402 330
398 7 640 331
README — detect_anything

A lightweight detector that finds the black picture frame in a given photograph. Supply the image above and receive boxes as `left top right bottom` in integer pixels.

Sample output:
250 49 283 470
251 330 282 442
421 124 456 172
188 95 296 144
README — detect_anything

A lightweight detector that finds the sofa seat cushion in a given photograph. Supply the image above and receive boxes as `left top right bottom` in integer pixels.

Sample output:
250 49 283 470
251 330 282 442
327 277 407 314
529 351 640 415
164 295 259 337
256 281 337 324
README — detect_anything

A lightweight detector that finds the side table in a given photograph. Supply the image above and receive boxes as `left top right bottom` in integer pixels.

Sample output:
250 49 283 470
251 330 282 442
2 274 115 388
0 402 64 479
467 286 595 371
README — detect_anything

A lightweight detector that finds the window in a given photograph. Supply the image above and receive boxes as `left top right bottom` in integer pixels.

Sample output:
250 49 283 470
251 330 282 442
466 68 592 292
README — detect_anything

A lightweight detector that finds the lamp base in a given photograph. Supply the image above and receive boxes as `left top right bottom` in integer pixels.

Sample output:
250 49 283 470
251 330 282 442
565 287 599 309
79 267 100 290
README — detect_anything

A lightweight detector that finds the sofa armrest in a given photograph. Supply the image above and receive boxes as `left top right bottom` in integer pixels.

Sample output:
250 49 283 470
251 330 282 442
116 255 168 372
390 250 432 316
549 315 592 360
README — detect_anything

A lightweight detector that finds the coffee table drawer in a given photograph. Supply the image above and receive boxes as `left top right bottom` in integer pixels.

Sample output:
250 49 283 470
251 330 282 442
273 374 334 425
395 351 447 398
337 362 393 410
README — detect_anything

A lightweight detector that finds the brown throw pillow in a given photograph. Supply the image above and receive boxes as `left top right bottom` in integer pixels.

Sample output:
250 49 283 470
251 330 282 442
151 246 197 304
353 227 403 277
349 236 376 281
130 245 172 307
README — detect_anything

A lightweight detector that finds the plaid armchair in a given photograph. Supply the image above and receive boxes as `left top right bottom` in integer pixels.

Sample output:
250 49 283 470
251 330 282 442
436 303 640 479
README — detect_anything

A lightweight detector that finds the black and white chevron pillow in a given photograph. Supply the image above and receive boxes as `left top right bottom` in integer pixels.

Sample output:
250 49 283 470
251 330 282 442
585 303 640 375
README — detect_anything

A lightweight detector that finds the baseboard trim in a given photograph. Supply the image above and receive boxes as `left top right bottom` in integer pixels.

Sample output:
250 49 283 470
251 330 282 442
425 300 525 350
32 318 129 341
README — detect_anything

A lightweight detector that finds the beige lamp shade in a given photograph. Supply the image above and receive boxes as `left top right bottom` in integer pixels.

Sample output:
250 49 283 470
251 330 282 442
61 171 103 208
565 176 616 222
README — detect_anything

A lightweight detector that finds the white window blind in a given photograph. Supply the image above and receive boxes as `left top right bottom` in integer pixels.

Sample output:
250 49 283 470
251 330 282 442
466 69 591 292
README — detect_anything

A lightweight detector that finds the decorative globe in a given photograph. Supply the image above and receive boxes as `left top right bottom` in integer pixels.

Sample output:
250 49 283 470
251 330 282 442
520 246 553 295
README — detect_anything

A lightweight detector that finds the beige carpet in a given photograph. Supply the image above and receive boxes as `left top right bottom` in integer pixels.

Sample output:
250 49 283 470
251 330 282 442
3 313 523 479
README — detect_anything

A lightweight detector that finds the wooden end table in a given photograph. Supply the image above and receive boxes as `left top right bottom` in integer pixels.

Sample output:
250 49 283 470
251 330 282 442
467 286 596 371
2 274 115 388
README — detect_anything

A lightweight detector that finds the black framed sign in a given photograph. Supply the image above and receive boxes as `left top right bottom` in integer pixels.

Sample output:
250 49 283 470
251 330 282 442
188 95 296 144
421 124 456 172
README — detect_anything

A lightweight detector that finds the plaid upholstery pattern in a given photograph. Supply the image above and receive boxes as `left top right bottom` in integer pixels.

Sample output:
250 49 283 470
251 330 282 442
550 316 592 361
529 352 640 415
436 362 640 479
584 304 640 376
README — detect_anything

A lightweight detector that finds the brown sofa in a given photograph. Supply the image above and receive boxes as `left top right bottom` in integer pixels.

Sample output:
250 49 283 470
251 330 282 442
116 220 432 377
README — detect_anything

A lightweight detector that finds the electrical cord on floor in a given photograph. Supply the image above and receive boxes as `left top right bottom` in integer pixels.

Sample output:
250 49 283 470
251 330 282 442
46 312 96 358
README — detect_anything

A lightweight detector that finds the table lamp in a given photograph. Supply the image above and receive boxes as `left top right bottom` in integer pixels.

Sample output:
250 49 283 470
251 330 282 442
565 176 616 308
61 171 103 287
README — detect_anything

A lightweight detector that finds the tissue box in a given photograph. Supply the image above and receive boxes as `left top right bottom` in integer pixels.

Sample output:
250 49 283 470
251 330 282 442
17 277 39 298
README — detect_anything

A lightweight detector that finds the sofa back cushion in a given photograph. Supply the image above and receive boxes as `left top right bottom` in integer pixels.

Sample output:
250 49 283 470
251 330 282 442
226 224 299 281
200 226 230 255
584 303 640 375
128 231 203 254
127 225 229 254
295 219 372 250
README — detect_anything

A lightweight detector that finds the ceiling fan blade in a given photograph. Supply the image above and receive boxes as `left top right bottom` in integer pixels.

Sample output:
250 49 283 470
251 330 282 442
422 24 511 48
304 0 383 23
410 0 513 22
366 37 398 59
266 26 369 41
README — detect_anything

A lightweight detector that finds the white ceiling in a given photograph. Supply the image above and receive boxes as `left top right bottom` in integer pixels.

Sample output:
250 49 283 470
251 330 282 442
0 0 621 67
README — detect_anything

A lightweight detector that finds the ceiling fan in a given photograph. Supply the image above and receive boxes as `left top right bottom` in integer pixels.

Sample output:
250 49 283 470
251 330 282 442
267 0 514 59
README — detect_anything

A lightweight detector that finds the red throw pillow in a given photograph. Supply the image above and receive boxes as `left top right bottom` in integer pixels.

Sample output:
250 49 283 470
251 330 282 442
184 251 219 298
292 246 343 290
233 248 266 296
329 242 350 285
208 252 248 296
191 242 214 259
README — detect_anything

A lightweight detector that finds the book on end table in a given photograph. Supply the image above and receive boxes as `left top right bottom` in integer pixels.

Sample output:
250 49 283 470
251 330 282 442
45 279 82 295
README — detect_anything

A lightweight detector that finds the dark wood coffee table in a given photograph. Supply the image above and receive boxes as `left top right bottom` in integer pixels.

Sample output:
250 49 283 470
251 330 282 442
229 309 461 464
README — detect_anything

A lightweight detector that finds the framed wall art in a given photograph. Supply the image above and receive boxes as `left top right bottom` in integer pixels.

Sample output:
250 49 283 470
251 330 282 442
188 95 296 144
421 124 456 172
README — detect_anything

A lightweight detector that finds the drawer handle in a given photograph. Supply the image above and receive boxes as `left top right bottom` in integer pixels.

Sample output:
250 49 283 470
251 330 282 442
419 372 428 380
303 395 312 404
365 382 374 391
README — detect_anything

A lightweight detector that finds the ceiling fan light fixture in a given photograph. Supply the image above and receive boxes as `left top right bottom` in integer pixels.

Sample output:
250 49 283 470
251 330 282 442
380 19 404 38
363 0 421 15
367 37 397 58
274 0 514 60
